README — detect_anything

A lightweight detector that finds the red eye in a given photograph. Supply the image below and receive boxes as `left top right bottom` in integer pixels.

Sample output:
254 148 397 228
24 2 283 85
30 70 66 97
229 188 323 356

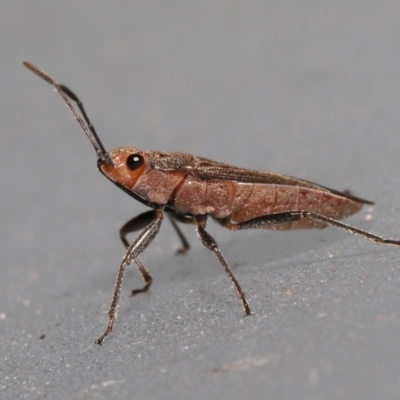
126 154 144 170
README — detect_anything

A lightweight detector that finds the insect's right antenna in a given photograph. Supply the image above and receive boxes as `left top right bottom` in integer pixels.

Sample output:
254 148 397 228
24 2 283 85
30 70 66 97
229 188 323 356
23 61 113 166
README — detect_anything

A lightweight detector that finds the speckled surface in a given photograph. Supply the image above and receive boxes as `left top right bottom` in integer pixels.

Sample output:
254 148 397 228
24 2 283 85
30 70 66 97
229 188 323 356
2 2 400 399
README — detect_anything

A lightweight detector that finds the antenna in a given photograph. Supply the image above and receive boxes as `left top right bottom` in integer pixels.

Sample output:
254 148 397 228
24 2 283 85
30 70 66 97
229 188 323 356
23 61 113 166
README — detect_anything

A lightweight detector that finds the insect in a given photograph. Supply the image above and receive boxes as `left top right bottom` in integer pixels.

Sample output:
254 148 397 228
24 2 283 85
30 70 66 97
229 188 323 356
24 61 400 345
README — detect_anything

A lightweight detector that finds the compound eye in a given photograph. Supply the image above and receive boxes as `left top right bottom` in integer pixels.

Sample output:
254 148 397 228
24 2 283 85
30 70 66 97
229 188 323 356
126 153 144 170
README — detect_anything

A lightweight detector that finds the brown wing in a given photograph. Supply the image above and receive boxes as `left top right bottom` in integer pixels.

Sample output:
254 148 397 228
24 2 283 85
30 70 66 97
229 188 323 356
193 156 374 205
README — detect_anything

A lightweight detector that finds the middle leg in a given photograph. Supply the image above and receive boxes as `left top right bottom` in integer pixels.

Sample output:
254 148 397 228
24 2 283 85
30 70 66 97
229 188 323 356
195 215 252 316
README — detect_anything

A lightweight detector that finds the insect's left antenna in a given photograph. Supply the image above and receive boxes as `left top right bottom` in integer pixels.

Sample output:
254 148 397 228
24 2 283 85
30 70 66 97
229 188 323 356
23 61 113 166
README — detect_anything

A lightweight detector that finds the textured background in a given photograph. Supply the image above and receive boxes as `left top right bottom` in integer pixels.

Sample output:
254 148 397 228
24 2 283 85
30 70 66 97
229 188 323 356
2 2 400 399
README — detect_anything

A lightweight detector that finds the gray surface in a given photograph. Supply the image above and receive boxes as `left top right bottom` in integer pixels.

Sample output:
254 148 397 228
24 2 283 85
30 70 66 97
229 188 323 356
2 2 400 399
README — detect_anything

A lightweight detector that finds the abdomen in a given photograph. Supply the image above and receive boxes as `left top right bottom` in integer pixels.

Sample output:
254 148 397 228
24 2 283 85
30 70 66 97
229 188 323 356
173 177 364 229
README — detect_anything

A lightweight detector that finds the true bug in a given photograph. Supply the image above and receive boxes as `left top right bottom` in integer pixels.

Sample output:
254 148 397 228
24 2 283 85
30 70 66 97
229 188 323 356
24 61 400 345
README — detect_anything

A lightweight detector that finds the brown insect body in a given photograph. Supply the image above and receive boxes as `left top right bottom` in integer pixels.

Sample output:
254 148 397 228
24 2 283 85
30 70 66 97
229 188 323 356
24 61 400 346
101 147 368 230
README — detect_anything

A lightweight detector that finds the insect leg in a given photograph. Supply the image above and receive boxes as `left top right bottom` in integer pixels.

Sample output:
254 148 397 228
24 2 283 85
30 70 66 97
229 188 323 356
121 209 191 254
195 216 252 316
120 210 158 247
216 212 303 230
119 210 157 296
97 208 164 345
166 211 194 254
219 210 400 247
300 211 400 247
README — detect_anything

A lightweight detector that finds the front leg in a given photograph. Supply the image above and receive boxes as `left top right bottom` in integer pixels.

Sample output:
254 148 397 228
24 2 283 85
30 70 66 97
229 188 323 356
122 209 192 255
97 208 164 345
120 210 157 295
